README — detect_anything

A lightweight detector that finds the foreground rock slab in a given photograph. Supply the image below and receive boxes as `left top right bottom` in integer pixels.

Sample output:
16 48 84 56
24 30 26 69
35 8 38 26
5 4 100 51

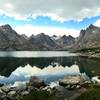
59 75 85 87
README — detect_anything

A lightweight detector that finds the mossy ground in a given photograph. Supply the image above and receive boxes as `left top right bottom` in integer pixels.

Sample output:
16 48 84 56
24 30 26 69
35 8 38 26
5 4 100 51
76 84 100 100
77 47 100 53
18 90 54 100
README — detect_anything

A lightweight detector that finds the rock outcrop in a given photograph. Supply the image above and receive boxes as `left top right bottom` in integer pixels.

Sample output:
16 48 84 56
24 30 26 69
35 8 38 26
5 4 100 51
0 24 38 51
73 24 100 50
57 35 75 45
29 33 61 50
56 35 75 49
59 76 84 86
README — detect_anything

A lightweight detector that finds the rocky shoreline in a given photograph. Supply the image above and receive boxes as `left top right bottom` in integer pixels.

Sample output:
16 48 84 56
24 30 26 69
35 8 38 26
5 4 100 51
78 52 100 58
0 75 100 100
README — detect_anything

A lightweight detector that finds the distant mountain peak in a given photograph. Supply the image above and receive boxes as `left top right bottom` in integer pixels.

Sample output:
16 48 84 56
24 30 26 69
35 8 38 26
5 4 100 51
52 35 57 37
67 35 74 38
73 24 100 50
39 32 45 36
30 34 34 38
62 35 75 40
1 24 12 30
36 33 46 37
62 35 67 38
88 24 97 30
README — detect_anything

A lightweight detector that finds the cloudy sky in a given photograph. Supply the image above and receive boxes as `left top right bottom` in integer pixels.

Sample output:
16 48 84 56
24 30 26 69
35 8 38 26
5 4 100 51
0 0 100 37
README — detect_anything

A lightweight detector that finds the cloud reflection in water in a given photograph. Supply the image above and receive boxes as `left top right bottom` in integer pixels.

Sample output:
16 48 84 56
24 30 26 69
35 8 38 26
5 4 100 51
0 64 87 85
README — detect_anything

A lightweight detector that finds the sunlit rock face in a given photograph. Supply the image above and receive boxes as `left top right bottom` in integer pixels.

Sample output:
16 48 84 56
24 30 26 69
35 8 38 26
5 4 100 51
0 64 82 85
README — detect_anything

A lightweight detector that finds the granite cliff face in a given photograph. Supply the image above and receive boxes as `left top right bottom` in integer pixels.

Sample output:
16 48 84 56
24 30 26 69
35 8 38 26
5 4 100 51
0 24 37 50
56 35 75 46
0 24 76 51
73 24 100 50
29 33 61 50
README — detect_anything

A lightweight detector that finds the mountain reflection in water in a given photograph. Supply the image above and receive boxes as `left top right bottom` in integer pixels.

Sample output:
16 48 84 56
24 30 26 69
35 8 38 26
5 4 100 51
0 55 100 85
0 64 83 84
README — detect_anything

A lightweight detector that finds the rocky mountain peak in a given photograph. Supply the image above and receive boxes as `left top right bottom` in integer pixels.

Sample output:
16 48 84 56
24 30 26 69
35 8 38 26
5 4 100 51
52 35 57 38
36 33 46 38
39 32 45 36
62 35 67 39
67 35 75 39
56 35 75 48
62 35 75 40
73 24 100 50
80 29 85 33
30 34 34 38
0 24 76 51
87 24 97 30
80 29 86 36
1 24 12 30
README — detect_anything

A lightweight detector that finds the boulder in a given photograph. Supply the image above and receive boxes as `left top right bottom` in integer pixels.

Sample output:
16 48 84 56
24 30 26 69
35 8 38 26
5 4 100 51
12 81 27 91
92 76 100 83
0 88 6 99
21 91 29 96
8 91 16 97
28 76 46 88
1 86 10 93
59 76 83 86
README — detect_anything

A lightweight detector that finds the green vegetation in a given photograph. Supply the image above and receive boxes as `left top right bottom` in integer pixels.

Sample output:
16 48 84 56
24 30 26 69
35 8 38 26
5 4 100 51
76 84 100 100
18 90 54 100
78 47 100 53
18 85 100 100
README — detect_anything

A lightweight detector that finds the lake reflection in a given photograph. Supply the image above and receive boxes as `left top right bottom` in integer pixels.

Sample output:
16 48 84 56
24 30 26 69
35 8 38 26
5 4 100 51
0 51 100 85
0 64 82 84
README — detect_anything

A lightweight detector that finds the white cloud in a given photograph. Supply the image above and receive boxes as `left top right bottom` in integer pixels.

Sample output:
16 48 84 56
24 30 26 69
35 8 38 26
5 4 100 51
0 0 100 22
14 24 80 37
94 19 100 27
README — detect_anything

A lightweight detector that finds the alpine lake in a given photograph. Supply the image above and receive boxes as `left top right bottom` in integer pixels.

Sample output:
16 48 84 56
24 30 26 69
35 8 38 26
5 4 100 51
0 51 99 86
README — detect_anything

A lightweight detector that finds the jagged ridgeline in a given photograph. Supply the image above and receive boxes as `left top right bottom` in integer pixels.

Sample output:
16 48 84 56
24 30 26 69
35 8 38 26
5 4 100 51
0 24 76 51
0 24 100 51
73 24 100 51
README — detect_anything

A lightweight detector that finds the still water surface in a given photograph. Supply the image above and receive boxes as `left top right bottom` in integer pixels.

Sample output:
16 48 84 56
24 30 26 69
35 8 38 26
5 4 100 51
0 51 100 85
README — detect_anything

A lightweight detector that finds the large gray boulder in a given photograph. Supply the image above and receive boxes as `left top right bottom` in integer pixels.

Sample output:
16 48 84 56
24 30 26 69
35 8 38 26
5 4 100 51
59 76 84 86
28 76 46 88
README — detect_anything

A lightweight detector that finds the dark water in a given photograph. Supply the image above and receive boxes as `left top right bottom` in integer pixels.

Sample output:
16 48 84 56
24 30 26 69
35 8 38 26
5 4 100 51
0 51 100 85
